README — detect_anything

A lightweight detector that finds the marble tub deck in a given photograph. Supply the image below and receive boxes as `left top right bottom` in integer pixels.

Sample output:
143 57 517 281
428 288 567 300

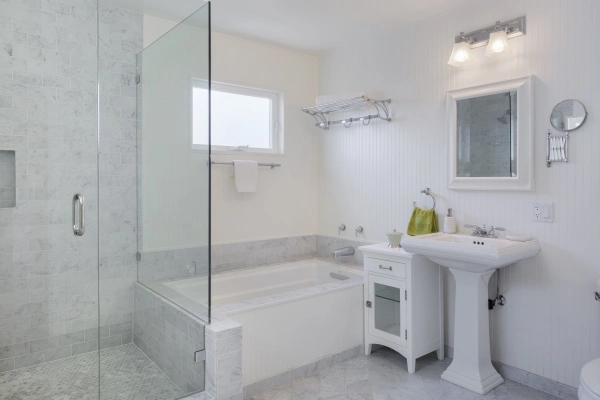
248 347 564 400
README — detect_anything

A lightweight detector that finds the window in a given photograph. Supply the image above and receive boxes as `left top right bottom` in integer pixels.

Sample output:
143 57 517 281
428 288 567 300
192 80 282 154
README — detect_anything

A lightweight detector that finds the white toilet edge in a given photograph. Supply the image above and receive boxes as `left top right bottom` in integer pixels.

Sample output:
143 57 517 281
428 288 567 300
579 378 600 400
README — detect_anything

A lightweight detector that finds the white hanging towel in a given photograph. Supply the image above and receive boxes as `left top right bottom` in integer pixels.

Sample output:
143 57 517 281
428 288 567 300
233 160 258 193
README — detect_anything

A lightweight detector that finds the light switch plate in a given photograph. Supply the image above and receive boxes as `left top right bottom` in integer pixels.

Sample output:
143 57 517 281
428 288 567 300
532 202 553 223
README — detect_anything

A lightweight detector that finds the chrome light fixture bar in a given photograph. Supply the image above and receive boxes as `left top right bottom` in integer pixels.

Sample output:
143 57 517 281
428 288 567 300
454 16 526 49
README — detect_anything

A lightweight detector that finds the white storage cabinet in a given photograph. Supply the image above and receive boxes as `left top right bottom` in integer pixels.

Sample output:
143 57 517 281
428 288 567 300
359 244 444 373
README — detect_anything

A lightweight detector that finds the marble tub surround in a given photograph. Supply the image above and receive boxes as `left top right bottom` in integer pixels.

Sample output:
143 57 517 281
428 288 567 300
204 314 243 400
248 347 564 400
138 276 209 321
137 236 317 285
212 235 317 273
139 235 371 282
133 284 206 395
137 245 210 283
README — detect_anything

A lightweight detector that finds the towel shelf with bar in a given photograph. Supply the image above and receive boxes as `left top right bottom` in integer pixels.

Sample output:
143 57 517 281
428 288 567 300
302 95 391 130
209 161 281 169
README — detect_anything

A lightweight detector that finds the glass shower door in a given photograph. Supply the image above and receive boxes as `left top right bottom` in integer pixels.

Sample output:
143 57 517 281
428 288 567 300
0 0 101 397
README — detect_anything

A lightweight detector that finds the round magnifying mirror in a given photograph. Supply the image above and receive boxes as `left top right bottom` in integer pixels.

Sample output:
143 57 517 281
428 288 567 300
550 99 587 132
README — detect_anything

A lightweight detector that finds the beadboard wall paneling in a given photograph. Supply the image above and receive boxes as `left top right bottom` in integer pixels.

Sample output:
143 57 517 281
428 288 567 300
317 0 600 388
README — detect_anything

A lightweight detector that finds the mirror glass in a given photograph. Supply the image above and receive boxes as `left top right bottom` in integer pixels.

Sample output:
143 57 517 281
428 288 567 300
550 99 587 131
456 91 518 177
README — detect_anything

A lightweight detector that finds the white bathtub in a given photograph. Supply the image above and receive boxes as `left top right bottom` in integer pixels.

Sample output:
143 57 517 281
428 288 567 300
163 260 365 386
163 260 361 307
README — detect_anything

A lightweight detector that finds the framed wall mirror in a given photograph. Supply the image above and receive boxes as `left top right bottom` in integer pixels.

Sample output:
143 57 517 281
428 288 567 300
447 76 534 191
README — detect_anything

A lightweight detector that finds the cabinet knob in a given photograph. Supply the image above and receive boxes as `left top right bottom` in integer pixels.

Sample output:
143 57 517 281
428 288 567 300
379 265 392 271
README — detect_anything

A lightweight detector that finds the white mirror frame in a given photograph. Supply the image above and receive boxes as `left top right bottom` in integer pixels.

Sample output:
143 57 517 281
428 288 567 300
447 76 534 191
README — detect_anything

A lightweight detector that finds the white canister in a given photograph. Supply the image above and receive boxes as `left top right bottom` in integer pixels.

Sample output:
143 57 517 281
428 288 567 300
386 229 403 248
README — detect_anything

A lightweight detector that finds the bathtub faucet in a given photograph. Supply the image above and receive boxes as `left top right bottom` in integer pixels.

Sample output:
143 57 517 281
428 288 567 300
331 246 355 258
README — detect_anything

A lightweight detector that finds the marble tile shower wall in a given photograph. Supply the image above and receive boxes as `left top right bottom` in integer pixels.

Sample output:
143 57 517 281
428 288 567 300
0 0 142 372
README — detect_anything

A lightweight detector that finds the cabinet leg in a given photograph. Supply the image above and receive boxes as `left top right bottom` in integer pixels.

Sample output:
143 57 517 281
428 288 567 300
365 343 372 355
407 358 416 374
437 347 444 361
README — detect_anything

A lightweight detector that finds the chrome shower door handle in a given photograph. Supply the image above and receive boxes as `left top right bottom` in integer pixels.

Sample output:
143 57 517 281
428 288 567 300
72 194 85 236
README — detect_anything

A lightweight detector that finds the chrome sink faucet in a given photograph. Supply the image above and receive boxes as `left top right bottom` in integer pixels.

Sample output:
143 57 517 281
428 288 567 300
464 224 506 238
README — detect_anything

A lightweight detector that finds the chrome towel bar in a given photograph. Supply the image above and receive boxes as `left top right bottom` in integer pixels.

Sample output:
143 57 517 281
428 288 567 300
210 161 281 169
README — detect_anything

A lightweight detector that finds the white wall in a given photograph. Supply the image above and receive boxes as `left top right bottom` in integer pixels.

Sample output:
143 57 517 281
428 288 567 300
318 0 600 388
144 16 319 246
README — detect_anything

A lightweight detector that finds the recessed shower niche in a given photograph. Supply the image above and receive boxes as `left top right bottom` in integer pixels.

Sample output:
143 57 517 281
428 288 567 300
0 150 15 208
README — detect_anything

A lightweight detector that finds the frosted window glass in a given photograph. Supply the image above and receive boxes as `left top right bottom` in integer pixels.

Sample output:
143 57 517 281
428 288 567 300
193 88 273 149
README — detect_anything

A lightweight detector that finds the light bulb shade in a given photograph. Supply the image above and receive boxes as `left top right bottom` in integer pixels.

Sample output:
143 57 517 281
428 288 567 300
448 41 475 67
485 30 511 58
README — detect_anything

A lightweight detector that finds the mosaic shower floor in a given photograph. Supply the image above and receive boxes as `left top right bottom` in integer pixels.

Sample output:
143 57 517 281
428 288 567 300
0 344 185 400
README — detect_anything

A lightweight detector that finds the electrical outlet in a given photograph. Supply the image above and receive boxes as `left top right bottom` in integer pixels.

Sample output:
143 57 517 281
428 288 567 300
532 202 553 223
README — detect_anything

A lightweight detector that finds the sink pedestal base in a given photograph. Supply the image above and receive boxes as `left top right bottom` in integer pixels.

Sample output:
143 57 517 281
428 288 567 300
442 268 504 394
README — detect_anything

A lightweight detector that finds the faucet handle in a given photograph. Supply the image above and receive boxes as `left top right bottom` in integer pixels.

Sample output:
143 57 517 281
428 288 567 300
355 226 364 237
464 224 482 236
338 224 346 235
489 226 506 237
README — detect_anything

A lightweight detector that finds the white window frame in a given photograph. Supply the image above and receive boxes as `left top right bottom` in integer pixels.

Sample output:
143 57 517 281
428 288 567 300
190 79 283 155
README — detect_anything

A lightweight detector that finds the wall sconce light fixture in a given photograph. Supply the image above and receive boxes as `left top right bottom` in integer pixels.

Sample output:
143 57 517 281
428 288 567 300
448 34 475 67
448 16 526 67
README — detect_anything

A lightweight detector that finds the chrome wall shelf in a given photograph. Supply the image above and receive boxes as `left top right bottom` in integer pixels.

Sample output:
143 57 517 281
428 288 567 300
302 96 391 130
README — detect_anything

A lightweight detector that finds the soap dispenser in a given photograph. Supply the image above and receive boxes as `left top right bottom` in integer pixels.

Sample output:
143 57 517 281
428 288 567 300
444 208 457 234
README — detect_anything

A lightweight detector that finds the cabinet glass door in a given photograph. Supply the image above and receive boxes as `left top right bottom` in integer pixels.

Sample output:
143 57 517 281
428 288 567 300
368 274 407 347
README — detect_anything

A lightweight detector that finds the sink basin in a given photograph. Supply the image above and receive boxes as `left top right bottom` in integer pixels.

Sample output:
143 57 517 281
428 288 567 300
401 233 540 394
401 232 540 272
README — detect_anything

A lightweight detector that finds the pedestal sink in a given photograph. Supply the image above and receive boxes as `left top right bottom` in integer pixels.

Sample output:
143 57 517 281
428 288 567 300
401 233 540 394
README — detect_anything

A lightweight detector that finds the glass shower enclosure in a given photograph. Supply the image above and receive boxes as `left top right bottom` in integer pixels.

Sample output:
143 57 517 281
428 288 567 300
0 0 211 399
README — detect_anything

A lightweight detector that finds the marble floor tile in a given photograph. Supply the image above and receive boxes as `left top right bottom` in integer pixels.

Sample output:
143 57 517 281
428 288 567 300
249 348 563 400
0 343 185 400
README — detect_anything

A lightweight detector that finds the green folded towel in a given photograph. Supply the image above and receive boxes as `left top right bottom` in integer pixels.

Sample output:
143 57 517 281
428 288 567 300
407 207 439 236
